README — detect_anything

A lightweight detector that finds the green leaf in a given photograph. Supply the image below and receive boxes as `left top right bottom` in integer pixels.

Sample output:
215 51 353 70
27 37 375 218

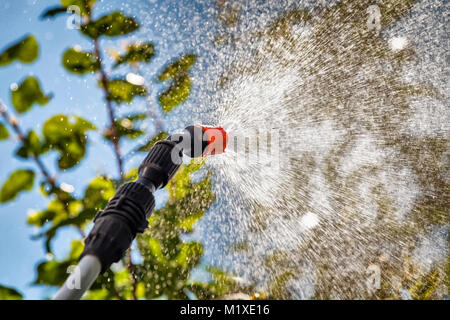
34 240 83 286
81 12 139 39
83 176 116 211
114 269 133 292
0 35 39 66
106 114 146 141
0 123 9 140
68 240 85 259
16 130 46 158
178 211 204 232
167 161 204 201
43 114 96 169
113 42 155 68
125 113 147 121
62 48 100 74
157 55 196 112
35 260 72 286
147 238 167 264
43 115 96 141
125 168 138 182
158 55 196 81
0 285 23 300
0 169 35 203
101 79 146 104
27 130 44 154
84 288 114 300
27 198 79 228
27 207 56 227
137 131 169 152
30 199 85 253
175 241 203 268
11 77 51 114
40 6 68 19
159 75 191 112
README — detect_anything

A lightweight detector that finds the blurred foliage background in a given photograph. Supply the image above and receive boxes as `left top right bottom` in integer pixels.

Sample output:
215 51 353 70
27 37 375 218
213 0 448 300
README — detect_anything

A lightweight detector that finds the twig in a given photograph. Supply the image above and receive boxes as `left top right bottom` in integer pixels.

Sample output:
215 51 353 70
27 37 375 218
0 101 85 239
126 251 138 300
0 102 55 185
92 38 125 179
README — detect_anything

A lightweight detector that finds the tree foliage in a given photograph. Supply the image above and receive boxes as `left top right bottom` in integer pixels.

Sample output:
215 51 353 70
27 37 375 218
113 42 155 68
62 48 100 74
0 35 38 66
158 55 196 112
43 115 96 169
81 12 139 39
0 285 23 300
0 124 9 140
0 169 35 203
100 79 146 104
11 77 51 114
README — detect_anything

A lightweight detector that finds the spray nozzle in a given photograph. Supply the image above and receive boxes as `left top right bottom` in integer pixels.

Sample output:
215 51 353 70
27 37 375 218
136 124 227 192
168 124 228 158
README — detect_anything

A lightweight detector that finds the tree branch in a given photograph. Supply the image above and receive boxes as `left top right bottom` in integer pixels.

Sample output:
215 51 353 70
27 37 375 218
0 101 85 239
92 38 125 180
126 251 138 300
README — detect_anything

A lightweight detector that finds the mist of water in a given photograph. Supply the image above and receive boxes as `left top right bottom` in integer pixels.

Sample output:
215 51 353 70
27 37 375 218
132 0 448 299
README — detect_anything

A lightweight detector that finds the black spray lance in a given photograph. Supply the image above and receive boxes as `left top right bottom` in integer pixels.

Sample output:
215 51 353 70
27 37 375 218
54 125 227 300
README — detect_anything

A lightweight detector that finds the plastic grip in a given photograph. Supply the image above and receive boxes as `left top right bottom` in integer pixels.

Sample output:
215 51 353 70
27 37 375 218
80 182 155 273
138 140 182 189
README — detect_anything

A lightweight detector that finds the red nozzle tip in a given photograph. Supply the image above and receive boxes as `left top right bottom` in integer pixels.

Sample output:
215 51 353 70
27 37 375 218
197 125 228 157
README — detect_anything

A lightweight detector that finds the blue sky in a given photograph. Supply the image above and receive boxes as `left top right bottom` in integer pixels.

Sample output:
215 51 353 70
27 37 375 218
0 0 217 299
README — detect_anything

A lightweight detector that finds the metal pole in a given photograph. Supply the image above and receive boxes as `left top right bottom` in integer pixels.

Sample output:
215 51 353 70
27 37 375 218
53 255 102 300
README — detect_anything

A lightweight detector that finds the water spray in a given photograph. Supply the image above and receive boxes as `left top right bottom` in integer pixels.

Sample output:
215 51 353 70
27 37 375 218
54 125 227 300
